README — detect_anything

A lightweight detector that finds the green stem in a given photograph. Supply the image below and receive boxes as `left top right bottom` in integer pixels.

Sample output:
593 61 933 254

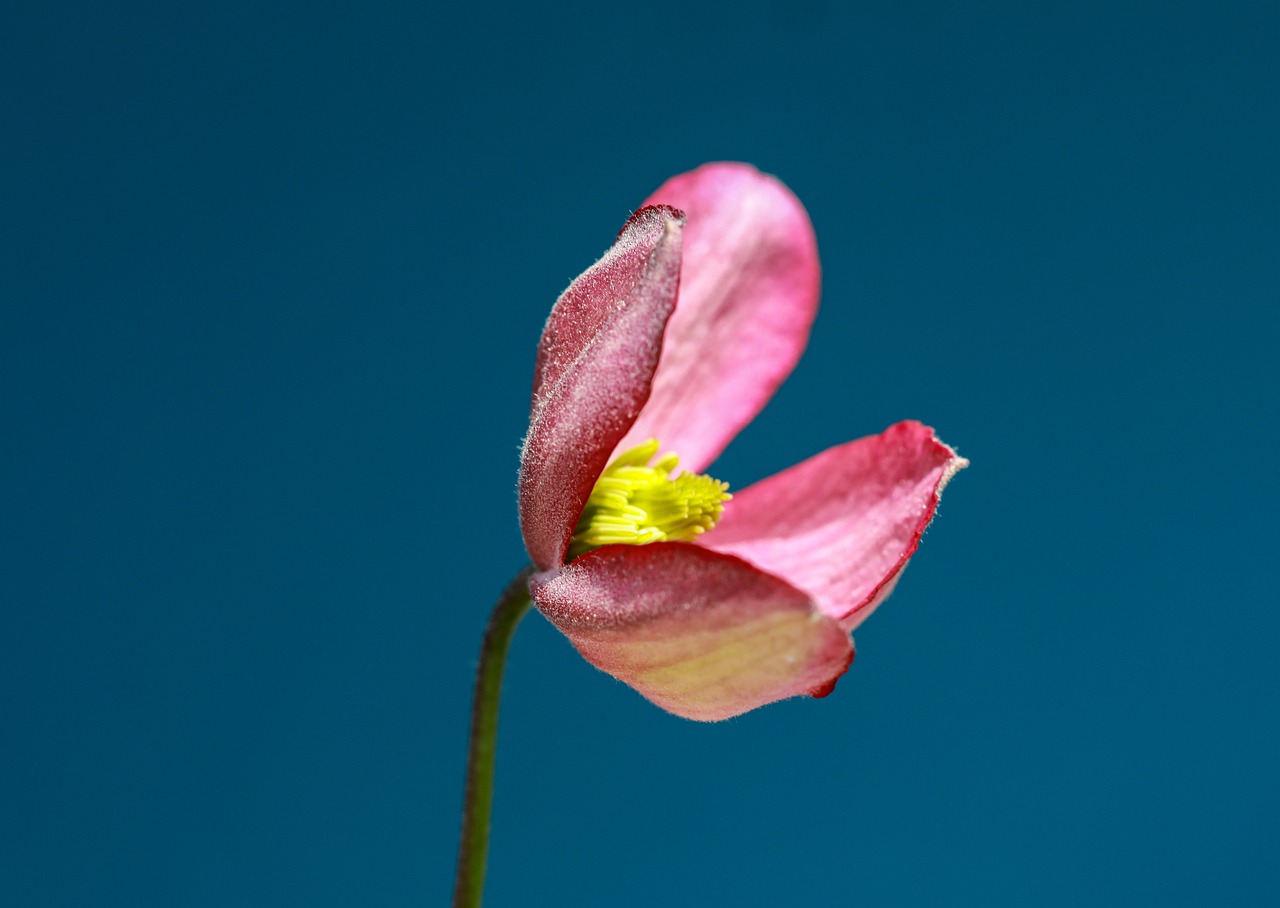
451 567 534 908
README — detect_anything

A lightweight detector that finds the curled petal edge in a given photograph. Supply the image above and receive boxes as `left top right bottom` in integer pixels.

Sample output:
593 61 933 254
702 420 968 628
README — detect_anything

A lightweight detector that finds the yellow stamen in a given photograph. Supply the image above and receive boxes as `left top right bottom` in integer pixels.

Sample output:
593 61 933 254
568 439 732 561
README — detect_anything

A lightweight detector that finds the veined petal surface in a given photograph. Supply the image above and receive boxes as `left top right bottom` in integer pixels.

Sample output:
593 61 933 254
531 543 853 721
519 208 684 571
701 421 967 628
613 163 821 474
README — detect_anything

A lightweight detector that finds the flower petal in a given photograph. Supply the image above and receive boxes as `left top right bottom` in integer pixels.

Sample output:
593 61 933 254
613 162 821 473
530 543 854 721
701 421 967 629
519 207 686 571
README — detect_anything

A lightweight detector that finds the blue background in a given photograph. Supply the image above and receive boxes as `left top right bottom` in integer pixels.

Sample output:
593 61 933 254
3 1 1277 905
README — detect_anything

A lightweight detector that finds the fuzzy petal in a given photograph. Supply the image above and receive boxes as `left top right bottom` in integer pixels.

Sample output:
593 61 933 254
519 207 685 571
701 421 967 629
530 543 854 721
613 163 821 473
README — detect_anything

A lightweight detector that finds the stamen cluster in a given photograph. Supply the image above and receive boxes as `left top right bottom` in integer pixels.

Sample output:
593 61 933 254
568 439 731 560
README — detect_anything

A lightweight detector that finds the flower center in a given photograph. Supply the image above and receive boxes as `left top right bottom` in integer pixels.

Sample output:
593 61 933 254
568 439 731 561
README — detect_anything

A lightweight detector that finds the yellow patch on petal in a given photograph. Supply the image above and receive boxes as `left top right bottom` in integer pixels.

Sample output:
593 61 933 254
616 610 830 703
568 439 731 561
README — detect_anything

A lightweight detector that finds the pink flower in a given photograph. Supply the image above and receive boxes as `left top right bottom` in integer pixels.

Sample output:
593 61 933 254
518 162 966 721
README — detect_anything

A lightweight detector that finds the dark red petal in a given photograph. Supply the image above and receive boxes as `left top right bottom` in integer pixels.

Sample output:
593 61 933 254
519 207 684 571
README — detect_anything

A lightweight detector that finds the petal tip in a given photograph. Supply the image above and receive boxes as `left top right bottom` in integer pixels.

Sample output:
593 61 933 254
929 434 968 494
615 204 686 245
808 645 855 699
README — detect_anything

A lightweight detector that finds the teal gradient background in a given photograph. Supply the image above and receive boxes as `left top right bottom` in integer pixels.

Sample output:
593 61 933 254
3 2 1277 905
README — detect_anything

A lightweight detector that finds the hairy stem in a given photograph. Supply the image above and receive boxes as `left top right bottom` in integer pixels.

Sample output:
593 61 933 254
451 568 534 908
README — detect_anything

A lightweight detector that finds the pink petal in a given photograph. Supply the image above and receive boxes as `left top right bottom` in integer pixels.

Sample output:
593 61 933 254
530 543 854 722
519 207 685 572
613 162 821 474
700 421 967 630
